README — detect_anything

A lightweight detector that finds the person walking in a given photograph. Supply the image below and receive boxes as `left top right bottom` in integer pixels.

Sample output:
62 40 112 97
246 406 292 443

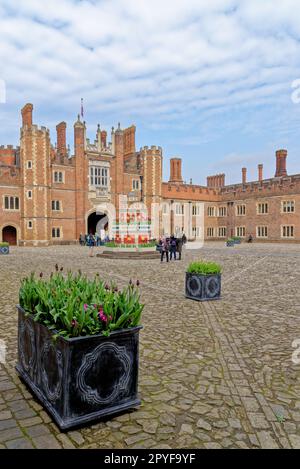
169 235 177 261
176 236 183 260
79 233 85 246
182 233 187 245
87 233 95 257
160 237 169 263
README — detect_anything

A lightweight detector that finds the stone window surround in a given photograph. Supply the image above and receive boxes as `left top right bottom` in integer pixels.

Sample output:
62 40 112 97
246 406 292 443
53 170 65 184
218 206 227 217
218 226 227 237
88 161 110 190
257 202 269 215
51 200 62 212
236 226 246 237
132 179 140 191
52 227 62 238
256 226 268 238
3 195 20 211
207 206 216 217
281 225 295 238
236 204 246 216
281 200 295 214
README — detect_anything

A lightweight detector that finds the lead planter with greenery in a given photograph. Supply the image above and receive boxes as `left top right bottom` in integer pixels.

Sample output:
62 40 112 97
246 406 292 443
0 242 9 254
185 261 222 301
16 268 143 430
226 239 235 247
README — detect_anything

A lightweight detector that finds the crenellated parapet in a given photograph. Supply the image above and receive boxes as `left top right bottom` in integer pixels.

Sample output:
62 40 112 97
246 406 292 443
220 174 300 200
21 124 50 138
0 165 21 183
162 182 220 201
140 145 162 156
0 145 20 166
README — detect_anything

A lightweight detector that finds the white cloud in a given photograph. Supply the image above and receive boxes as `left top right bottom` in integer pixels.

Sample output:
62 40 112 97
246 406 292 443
1 0 300 182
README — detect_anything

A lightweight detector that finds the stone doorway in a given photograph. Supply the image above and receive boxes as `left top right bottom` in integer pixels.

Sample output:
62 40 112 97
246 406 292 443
2 226 17 245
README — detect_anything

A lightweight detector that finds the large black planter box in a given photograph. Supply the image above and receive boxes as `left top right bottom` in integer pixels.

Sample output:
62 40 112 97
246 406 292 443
185 272 221 301
0 245 9 254
16 306 142 430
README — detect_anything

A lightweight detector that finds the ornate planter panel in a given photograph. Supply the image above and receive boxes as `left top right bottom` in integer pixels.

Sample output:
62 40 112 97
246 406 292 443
185 273 221 301
0 246 9 254
16 306 141 430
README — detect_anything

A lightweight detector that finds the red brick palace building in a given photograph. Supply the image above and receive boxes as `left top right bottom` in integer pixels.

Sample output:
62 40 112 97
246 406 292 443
0 103 299 246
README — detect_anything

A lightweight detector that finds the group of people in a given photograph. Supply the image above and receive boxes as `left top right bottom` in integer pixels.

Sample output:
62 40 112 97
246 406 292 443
79 233 110 248
158 234 187 262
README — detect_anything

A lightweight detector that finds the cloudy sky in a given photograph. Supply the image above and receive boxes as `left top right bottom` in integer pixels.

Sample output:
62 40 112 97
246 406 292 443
1 0 300 184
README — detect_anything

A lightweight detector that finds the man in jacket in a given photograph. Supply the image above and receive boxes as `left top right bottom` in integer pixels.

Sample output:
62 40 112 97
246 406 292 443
169 235 177 261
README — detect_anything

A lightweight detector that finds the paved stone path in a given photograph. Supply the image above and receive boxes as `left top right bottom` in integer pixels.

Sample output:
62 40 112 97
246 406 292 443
0 243 300 449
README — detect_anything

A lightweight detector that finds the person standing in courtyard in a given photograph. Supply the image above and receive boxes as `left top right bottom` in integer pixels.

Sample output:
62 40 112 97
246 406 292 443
169 235 177 261
79 233 85 246
176 236 183 260
160 236 169 263
87 233 95 257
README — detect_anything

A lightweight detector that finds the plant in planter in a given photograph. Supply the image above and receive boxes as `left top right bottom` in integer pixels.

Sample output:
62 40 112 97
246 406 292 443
231 236 241 245
16 267 144 430
0 242 9 255
185 261 222 301
226 238 235 247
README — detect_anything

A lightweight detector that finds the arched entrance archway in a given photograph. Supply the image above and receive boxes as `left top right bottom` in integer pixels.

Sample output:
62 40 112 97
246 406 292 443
87 212 109 236
2 226 17 245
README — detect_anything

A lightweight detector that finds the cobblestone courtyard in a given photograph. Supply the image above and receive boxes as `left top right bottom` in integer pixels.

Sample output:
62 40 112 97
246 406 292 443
0 243 300 449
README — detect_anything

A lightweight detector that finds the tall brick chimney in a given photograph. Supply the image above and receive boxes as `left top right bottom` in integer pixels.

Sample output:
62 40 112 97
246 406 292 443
101 130 107 148
56 122 67 157
258 164 263 182
207 174 225 188
275 149 287 177
21 103 33 128
242 167 247 184
170 158 182 182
